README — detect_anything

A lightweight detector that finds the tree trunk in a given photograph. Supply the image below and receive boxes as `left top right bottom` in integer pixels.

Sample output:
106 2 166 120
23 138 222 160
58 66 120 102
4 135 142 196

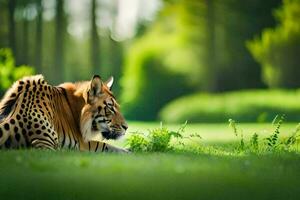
54 0 65 83
90 0 100 75
22 11 29 65
108 0 122 96
8 0 16 57
35 0 43 73
205 0 217 91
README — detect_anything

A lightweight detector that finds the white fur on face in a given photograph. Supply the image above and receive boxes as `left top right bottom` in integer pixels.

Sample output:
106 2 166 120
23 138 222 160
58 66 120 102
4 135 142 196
80 108 104 142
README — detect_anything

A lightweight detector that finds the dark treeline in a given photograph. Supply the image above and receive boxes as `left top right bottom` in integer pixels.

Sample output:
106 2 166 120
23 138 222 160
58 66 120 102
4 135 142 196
205 0 282 91
0 0 123 89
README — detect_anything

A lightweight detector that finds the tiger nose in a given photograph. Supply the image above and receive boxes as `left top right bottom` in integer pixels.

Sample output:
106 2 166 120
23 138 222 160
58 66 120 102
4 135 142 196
121 123 128 131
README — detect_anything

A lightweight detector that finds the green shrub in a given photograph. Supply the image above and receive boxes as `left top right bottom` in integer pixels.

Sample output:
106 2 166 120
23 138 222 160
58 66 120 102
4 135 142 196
159 90 300 123
120 0 204 121
121 51 192 120
0 48 34 94
126 133 149 152
247 0 300 88
127 122 201 152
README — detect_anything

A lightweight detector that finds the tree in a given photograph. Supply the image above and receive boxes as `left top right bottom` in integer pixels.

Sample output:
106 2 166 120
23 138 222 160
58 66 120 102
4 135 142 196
54 0 65 83
35 0 43 74
205 0 217 91
22 3 29 65
212 0 282 91
248 0 300 88
8 0 16 57
90 0 100 75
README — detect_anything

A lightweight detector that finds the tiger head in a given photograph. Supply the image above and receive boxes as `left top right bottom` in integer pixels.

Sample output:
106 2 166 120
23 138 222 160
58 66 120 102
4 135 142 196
80 75 128 142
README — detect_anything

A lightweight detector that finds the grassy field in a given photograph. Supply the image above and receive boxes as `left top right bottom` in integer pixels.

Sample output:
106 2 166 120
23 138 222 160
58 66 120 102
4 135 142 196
1 122 300 200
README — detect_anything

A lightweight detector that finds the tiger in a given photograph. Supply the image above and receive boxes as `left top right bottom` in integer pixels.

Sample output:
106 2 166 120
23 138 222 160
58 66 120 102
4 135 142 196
0 74 129 153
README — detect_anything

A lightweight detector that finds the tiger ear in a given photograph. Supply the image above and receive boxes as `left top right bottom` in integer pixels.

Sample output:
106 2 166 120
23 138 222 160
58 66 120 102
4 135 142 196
88 75 103 103
105 76 114 90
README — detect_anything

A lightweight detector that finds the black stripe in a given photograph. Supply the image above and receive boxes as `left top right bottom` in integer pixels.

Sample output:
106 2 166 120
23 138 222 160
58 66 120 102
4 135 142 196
59 87 79 129
95 142 99 152
101 143 106 152
42 133 56 147
60 120 70 149
88 142 91 151
31 138 54 148
74 140 78 149
35 137 55 147
70 133 76 149
58 87 67 102
0 93 20 123
95 114 104 118
35 143 54 150
68 133 72 149
61 129 65 147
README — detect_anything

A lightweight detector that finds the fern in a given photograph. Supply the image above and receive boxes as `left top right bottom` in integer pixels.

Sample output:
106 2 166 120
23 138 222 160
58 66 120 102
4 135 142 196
284 123 300 147
265 114 285 150
250 133 259 151
228 119 238 137
228 119 244 151
128 115 300 154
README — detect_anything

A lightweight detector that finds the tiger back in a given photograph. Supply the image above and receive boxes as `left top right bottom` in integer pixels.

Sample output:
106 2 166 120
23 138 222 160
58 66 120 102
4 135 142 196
0 75 128 153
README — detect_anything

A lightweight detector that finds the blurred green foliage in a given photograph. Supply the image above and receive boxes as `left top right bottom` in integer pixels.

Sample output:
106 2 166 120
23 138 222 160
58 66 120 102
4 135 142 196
0 48 34 94
160 90 300 123
212 0 281 90
248 0 300 88
121 0 282 120
1 0 300 122
121 0 201 120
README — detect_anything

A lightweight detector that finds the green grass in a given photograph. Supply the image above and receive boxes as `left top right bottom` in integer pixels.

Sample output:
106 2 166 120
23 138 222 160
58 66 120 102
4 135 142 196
159 90 300 123
1 122 300 200
116 121 300 146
